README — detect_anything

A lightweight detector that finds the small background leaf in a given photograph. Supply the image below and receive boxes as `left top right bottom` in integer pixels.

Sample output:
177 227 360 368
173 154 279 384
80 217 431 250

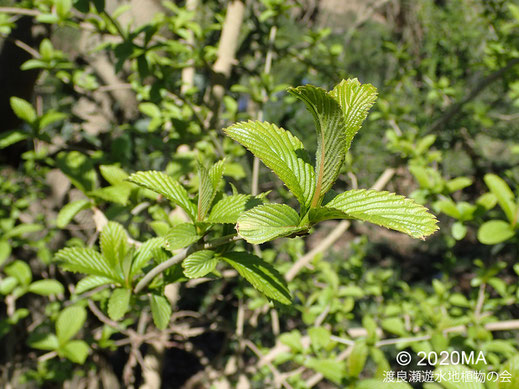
56 306 87 345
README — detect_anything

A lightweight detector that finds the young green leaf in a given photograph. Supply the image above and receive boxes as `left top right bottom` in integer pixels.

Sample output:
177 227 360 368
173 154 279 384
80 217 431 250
56 248 118 280
224 121 315 210
100 165 129 185
287 85 347 207
107 288 131 320
28 280 64 296
304 358 344 385
10 97 37 124
75 275 113 294
60 340 89 364
131 237 165 276
221 252 291 305
484 174 517 225
27 333 59 351
128 171 196 220
182 250 218 279
197 160 225 221
56 306 87 345
56 199 92 228
329 78 378 153
207 194 264 224
5 260 32 286
100 222 128 274
325 189 438 239
149 294 172 330
477 220 515 245
237 203 307 244
347 341 369 377
163 223 200 252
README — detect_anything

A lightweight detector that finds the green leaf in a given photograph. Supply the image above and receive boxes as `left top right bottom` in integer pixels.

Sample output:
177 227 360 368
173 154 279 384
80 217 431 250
237 203 306 244
10 97 36 124
0 130 28 149
446 177 472 192
208 194 264 224
5 260 32 286
182 250 218 279
107 288 131 321
451 222 467 241
224 121 315 210
304 358 344 384
28 280 64 296
0 240 11 266
329 78 378 153
380 317 406 336
100 222 128 273
39 110 66 129
220 252 291 304
56 248 117 279
434 365 484 389
28 333 59 351
357 380 412 389
163 223 199 252
149 294 171 330
197 160 225 221
56 151 98 193
56 0 72 19
499 355 519 389
75 275 113 294
60 340 89 364
131 237 165 276
435 199 461 219
89 184 132 205
325 189 439 239
4 223 43 239
347 341 369 377
484 174 517 225
477 220 515 245
128 171 196 220
56 306 86 345
0 277 18 295
287 85 346 206
56 199 92 228
99 165 129 185
308 327 331 351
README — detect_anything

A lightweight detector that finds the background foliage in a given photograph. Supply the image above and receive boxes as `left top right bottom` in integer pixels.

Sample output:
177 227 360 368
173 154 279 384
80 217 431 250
1 0 519 388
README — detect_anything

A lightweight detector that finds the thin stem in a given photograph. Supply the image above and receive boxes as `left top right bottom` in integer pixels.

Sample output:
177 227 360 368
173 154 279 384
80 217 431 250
474 283 486 321
134 234 239 293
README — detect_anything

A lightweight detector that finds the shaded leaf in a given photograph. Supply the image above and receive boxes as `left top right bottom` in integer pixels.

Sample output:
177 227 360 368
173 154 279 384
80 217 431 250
0 130 28 149
208 194 264 224
182 250 218 279
107 288 131 321
28 333 59 351
56 151 97 193
325 189 439 239
131 237 165 276
150 294 171 330
224 121 315 210
237 203 306 244
221 252 291 304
